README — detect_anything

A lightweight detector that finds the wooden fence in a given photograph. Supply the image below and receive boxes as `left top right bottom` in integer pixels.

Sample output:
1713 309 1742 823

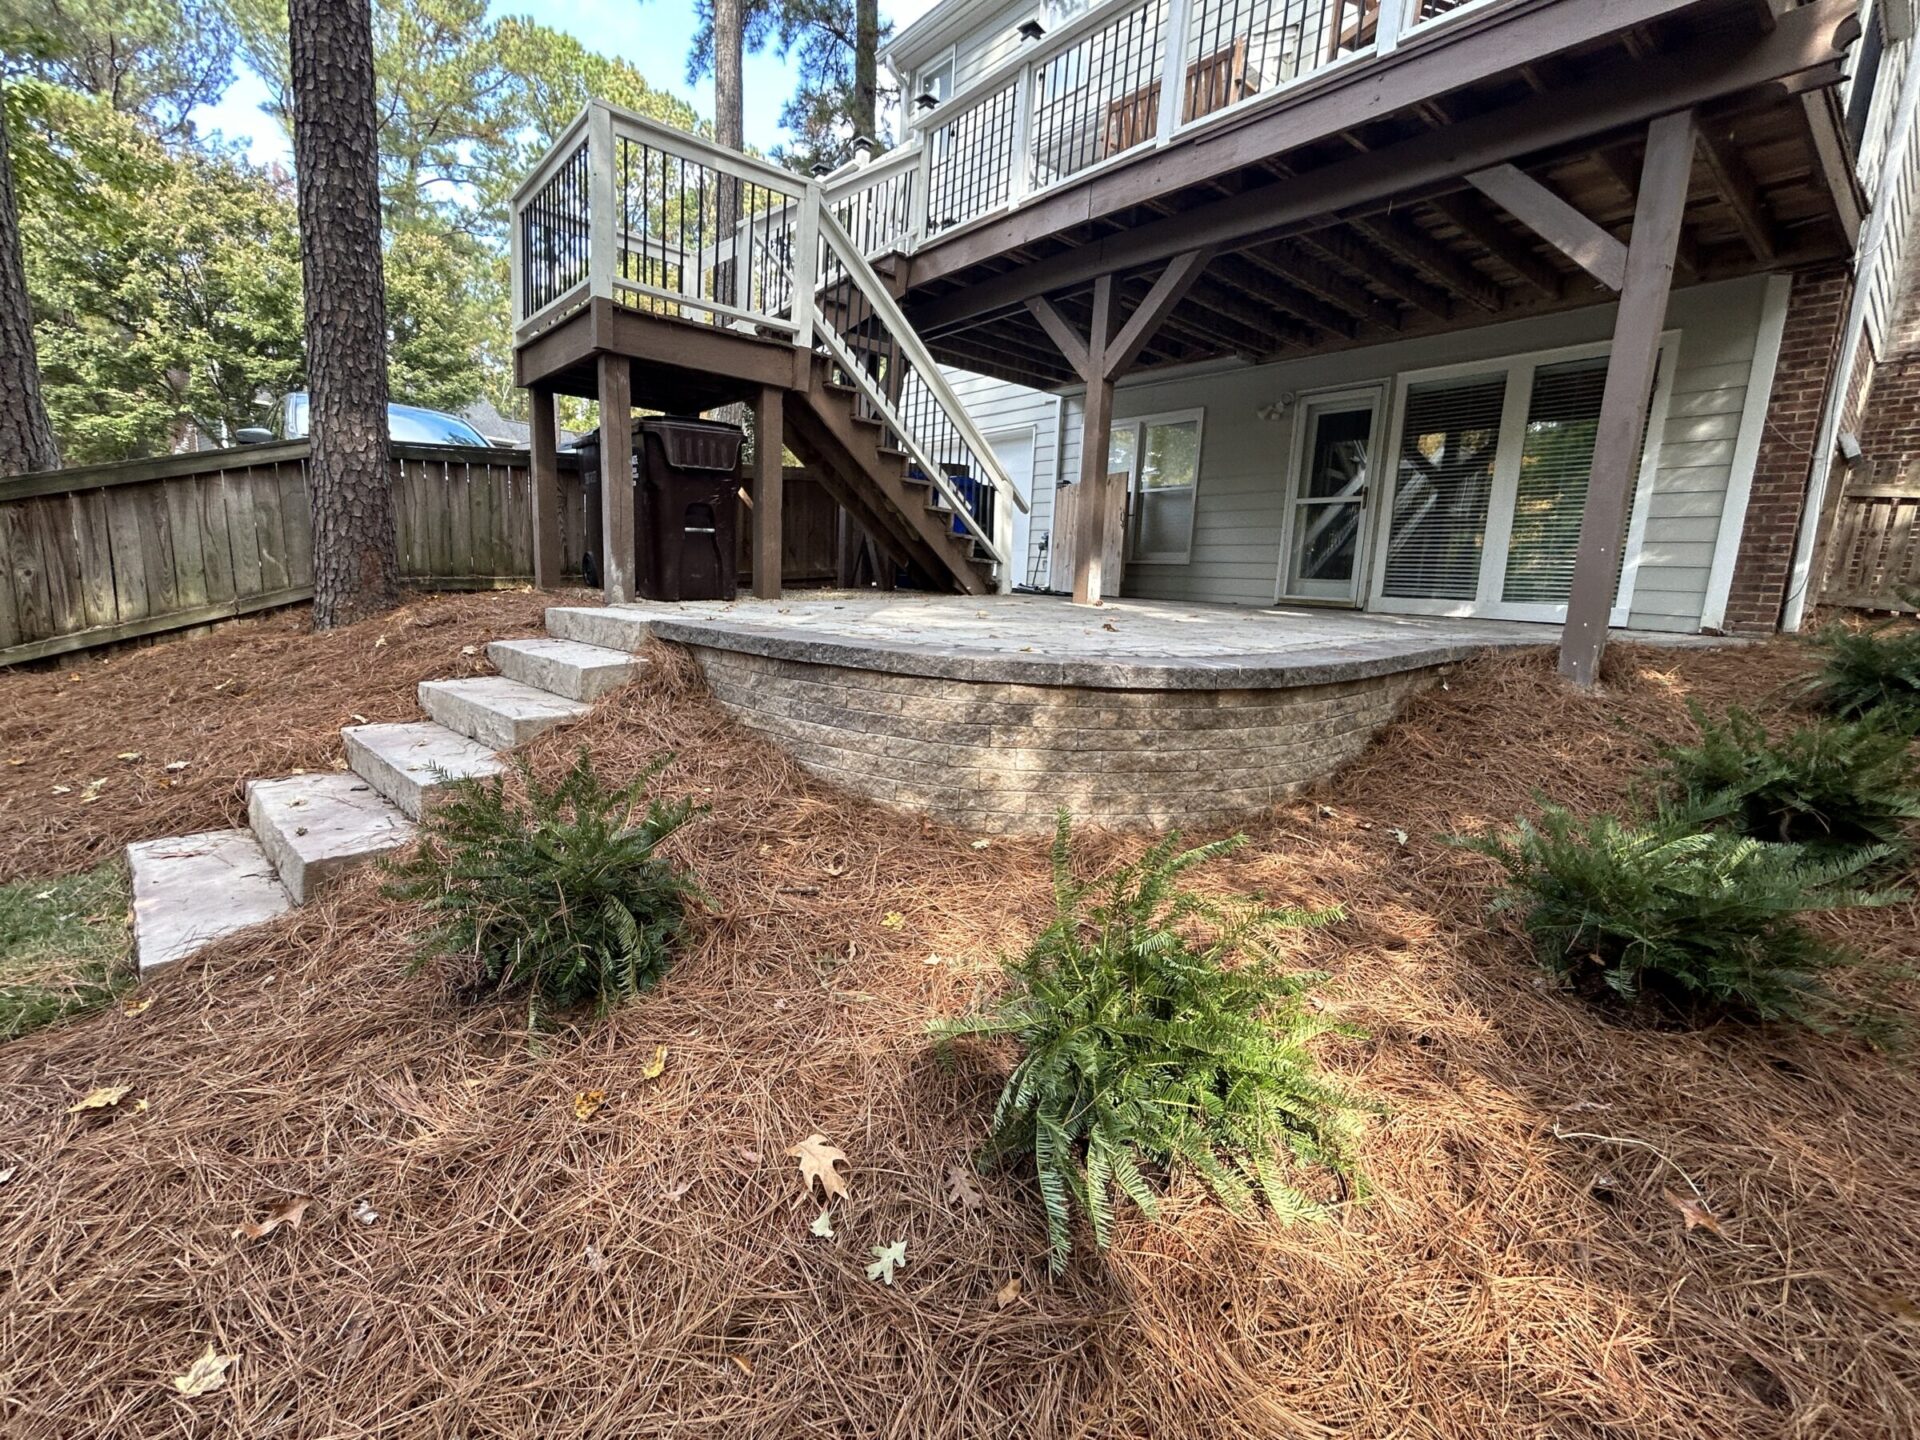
0 441 589 667
1 442 847 667
1819 461 1920 613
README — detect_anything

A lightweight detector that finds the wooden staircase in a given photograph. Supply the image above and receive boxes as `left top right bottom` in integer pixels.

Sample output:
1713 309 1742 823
786 354 995 595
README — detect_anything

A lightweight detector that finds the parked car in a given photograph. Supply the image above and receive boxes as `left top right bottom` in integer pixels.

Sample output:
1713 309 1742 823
234 394 492 448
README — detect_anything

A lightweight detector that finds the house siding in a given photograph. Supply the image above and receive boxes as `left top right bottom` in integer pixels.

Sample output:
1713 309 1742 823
942 367 1061 587
1035 276 1777 632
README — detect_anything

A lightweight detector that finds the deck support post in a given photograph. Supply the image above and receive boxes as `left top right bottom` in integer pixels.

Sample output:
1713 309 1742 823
1030 249 1215 606
596 353 635 605
528 385 564 589
751 384 784 600
1558 110 1695 687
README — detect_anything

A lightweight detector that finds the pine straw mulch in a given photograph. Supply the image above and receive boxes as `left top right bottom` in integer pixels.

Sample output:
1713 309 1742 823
0 588 593 884
2 628 1919 1439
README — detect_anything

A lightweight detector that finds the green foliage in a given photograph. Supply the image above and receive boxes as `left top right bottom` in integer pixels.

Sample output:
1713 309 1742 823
0 864 132 1042
1653 704 1920 860
13 84 304 460
387 750 704 1018
1459 804 1901 1031
932 817 1367 1274
1810 616 1920 727
0 0 237 140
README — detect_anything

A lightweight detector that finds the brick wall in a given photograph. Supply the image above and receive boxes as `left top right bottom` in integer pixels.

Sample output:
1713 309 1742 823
690 646 1442 833
1722 265 1853 633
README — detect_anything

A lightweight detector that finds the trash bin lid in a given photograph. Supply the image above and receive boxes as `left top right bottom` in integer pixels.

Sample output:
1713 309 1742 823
640 416 745 471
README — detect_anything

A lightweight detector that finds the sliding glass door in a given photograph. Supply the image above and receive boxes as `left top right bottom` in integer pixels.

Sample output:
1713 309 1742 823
1369 341 1667 624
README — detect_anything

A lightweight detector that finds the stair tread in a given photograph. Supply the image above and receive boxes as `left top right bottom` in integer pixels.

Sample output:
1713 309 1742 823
419 675 589 750
544 605 653 652
127 829 292 973
488 636 640 702
247 772 416 905
344 720 503 820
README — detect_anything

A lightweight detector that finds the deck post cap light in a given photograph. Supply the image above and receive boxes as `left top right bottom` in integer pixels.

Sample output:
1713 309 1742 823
914 92 940 112
1018 18 1046 41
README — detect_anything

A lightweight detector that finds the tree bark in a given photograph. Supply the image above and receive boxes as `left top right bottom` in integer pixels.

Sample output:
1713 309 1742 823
854 0 879 143
0 97 60 477
714 0 744 153
288 0 398 629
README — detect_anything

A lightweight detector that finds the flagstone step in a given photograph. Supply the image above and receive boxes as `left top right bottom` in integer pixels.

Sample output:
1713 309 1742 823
418 675 589 751
127 829 293 973
487 636 641 702
246 773 416 905
343 720 504 819
544 605 654 652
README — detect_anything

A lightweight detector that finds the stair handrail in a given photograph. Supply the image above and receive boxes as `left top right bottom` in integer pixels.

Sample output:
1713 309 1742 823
812 204 1031 525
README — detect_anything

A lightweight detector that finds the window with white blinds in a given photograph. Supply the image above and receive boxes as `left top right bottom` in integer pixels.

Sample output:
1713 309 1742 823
1502 357 1607 605
1382 372 1507 600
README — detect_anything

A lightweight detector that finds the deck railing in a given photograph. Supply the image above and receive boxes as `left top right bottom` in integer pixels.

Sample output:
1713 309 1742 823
509 102 1028 582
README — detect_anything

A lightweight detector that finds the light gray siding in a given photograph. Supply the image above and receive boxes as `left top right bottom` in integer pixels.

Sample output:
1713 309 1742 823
942 367 1062 587
1044 275 1775 632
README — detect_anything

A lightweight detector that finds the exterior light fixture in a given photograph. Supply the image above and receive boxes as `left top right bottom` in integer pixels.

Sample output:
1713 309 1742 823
914 92 940 112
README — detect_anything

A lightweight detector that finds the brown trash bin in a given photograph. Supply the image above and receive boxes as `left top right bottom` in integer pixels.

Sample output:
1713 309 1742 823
636 417 745 602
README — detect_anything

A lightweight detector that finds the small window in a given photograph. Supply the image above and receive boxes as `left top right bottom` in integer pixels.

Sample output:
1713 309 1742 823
916 51 954 108
1124 412 1203 564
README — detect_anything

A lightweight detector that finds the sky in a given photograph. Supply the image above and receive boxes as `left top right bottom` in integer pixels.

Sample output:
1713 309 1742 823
190 0 943 169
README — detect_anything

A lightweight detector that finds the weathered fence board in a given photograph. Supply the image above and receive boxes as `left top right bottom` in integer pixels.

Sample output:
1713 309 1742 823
1820 462 1920 613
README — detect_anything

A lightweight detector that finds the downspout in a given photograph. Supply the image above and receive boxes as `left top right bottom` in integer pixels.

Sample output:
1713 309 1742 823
1783 31 1920 631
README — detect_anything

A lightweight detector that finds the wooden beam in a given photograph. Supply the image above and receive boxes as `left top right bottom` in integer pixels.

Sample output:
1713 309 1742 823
1304 230 1453 321
1074 275 1122 607
1105 249 1216 378
1695 121 1778 262
528 385 564 589
1467 163 1630 291
1425 191 1564 300
1209 253 1357 338
1025 296 1091 376
1559 110 1696 688
750 385 783 600
902 0 1857 317
596 354 634 604
1253 241 1401 330
1351 212 1505 312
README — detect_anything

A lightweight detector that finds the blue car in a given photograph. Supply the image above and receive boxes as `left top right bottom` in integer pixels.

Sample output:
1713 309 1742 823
275 393 493 447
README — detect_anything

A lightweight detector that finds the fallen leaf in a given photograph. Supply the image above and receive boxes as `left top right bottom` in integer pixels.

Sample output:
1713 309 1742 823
641 1045 668 1081
236 1194 313 1241
1101 622 1117 632
0 1166 16 1186
730 1355 754 1377
459 645 476 656
946 1165 986 1213
583 1241 609 1273
737 1145 762 1162
573 1089 607 1123
867 1239 908 1285
969 839 990 850
171 1344 236 1398
923 954 944 966
121 997 153 1017
994 1277 1022 1309
809 1208 835 1239
372 636 387 649
1390 828 1409 846
66 1085 130 1115
116 751 142 763
881 912 905 930
351 1198 379 1225
1664 1188 1725 1237
164 760 190 772
50 784 71 795
663 1181 692 1202
784 1133 851 1201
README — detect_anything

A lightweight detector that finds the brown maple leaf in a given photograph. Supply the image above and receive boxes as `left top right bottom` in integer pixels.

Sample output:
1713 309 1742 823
236 1194 314 1241
784 1133 850 1201
945 1164 985 1213
1664 1188 1725 1237
994 1277 1023 1310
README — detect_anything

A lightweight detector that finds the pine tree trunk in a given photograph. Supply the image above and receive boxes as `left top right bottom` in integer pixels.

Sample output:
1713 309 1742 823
0 97 60 478
712 0 744 308
289 0 398 630
854 0 879 143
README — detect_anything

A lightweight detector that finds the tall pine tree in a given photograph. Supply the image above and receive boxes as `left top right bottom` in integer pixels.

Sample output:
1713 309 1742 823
0 91 58 476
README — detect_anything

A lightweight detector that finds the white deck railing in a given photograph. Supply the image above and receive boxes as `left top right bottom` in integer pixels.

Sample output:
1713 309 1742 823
509 101 1028 584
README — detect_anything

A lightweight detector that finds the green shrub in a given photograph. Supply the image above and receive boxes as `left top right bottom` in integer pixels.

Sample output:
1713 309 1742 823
932 817 1367 1273
387 749 703 1017
1810 616 1920 726
1653 704 1920 860
1460 805 1900 1031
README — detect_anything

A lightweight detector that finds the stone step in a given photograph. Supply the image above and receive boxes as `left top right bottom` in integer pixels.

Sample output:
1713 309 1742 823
343 721 503 820
418 675 589 751
544 605 653 652
488 636 641 702
127 829 293 973
246 773 417 905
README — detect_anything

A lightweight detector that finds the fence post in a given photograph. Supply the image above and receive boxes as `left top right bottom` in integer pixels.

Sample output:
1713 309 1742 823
588 102 617 302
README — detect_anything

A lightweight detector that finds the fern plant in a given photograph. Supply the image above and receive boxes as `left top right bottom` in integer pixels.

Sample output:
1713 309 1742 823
932 816 1368 1273
1652 703 1920 860
1459 804 1900 1030
1810 614 1920 727
387 749 703 1017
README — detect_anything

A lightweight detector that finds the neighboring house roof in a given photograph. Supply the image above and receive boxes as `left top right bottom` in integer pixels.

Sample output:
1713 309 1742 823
460 398 581 449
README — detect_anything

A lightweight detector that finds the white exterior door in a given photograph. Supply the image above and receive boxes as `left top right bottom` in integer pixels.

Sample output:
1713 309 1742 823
1278 387 1383 605
985 426 1037 588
